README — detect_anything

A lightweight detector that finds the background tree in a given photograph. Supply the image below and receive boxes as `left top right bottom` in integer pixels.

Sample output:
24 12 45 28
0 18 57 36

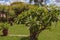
0 5 9 22
29 0 44 5
11 2 29 17
8 7 15 26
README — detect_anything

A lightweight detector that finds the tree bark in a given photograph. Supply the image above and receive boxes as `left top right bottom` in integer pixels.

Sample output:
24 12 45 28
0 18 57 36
2 28 8 36
29 26 39 40
29 25 47 40
30 30 38 40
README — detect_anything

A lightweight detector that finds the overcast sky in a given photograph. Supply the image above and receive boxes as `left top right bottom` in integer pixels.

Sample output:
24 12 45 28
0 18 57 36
0 0 60 6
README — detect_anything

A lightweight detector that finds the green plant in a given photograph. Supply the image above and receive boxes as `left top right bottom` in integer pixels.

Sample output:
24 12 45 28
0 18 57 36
17 6 60 40
0 22 10 36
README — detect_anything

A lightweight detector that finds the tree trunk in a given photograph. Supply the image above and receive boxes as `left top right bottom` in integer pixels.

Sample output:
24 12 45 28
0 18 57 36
29 27 39 40
30 32 38 40
9 19 13 26
29 25 47 40
2 28 8 36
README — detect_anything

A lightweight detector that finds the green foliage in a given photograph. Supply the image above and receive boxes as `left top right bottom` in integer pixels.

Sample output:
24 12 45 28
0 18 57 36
0 5 9 13
0 22 10 30
11 2 29 16
16 6 60 40
17 6 60 27
8 8 15 18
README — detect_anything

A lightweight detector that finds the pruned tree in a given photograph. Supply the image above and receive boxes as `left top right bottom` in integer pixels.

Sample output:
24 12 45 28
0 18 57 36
17 6 60 40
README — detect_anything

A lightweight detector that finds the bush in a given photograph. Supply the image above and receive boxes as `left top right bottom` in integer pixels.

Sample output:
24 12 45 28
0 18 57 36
0 22 10 36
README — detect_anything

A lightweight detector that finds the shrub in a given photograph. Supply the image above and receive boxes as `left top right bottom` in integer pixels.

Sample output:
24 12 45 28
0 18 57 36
0 22 10 36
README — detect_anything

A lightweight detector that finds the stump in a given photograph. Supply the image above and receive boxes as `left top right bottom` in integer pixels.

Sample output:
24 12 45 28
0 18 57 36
2 28 8 36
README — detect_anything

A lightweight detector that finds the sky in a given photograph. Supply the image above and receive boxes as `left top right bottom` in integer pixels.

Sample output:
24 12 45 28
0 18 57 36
0 0 29 3
0 0 56 3
0 0 60 6
0 0 29 5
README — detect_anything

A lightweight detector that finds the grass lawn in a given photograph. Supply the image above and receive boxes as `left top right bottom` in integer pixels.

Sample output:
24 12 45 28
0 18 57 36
38 21 60 40
0 36 20 40
9 24 29 35
0 21 60 40
0 23 29 40
0 36 29 40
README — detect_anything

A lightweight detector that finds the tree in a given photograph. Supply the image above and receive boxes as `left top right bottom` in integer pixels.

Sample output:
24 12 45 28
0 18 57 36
0 5 9 22
11 2 29 16
17 6 60 40
29 0 44 5
0 22 9 36
8 7 15 26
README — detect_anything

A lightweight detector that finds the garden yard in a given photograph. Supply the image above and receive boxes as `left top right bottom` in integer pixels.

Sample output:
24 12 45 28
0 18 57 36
0 1 60 40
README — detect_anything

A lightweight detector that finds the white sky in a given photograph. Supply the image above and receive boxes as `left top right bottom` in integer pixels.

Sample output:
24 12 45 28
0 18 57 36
0 0 60 6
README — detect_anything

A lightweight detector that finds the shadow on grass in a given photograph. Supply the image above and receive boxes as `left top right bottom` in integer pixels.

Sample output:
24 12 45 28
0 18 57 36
0 35 7 37
20 37 29 40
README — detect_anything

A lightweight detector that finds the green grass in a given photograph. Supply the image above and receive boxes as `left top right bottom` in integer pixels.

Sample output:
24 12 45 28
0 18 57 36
38 21 60 40
0 36 20 40
0 36 29 40
0 23 29 40
0 21 60 40
9 24 29 35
